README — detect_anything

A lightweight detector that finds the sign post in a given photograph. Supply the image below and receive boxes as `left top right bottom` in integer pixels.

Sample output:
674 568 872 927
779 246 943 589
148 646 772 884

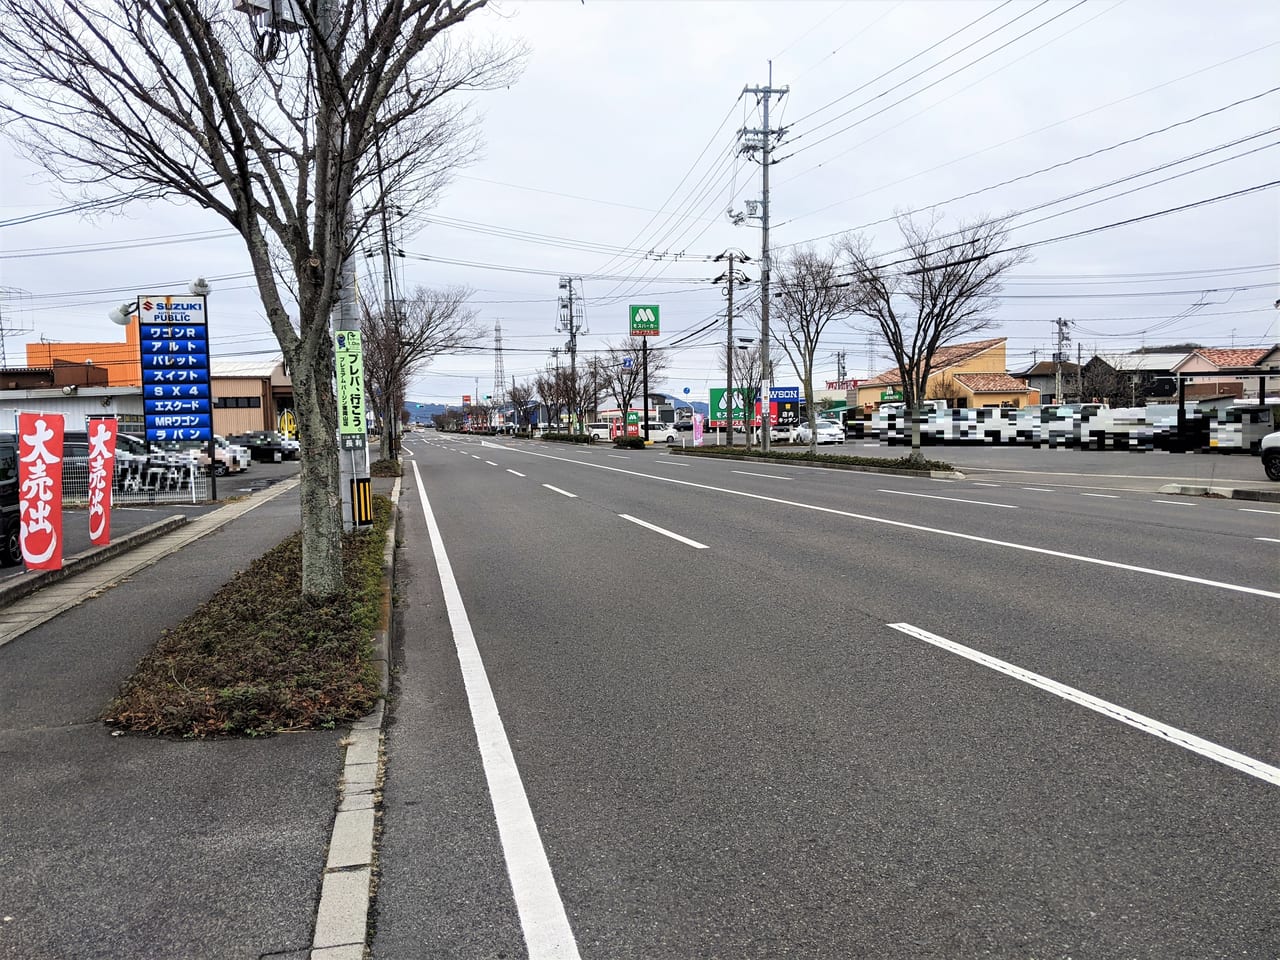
629 306 659 442
139 292 215 500
335 330 369 531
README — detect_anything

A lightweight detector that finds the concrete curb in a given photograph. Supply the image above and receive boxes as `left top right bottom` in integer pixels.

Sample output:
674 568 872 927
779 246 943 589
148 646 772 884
668 447 964 480
1157 482 1280 503
310 474 401 960
0 515 188 610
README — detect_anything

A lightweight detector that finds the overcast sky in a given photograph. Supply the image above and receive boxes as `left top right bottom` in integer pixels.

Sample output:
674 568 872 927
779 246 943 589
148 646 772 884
1 0 1277 406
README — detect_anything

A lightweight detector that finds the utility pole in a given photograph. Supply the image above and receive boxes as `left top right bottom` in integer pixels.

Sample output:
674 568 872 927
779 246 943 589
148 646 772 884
1053 317 1072 403
836 350 847 383
558 277 586 434
714 249 751 446
493 320 505 428
739 65 787 453
1077 342 1085 401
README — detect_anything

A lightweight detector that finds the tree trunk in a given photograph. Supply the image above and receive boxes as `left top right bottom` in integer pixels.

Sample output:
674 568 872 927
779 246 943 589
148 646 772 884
292 358 345 598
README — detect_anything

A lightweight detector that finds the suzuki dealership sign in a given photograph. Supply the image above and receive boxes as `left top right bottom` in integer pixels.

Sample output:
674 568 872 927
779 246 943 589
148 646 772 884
140 294 211 444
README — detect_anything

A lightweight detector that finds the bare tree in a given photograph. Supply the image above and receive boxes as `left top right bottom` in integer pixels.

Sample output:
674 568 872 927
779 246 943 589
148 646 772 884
768 244 855 454
534 366 567 433
719 342 763 449
841 213 1028 461
600 338 668 435
362 284 480 460
0 2 521 597
507 377 536 433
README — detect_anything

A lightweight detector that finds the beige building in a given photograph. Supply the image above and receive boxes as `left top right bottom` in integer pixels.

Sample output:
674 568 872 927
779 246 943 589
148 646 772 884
854 338 1036 411
210 357 295 436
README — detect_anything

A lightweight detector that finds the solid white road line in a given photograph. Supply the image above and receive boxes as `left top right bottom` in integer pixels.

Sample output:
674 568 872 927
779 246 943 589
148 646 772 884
1080 493 1119 499
542 484 578 498
507 469 526 478
1022 487 1055 492
887 622 1280 788
1240 507 1280 516
877 489 1017 509
732 470 792 480
410 462 582 958
1152 499 1193 506
488 445 1280 600
619 514 709 549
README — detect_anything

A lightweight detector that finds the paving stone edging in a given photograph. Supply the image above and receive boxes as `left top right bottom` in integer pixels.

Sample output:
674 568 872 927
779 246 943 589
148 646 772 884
310 474 400 960
668 446 964 479
0 515 188 610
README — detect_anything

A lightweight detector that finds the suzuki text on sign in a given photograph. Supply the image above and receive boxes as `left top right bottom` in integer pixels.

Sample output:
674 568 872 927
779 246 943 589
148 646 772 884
88 418 118 546
19 413 64 570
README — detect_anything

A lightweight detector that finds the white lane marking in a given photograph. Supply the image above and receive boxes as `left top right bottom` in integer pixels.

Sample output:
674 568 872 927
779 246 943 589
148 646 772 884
486 445 1280 599
888 622 1280 788
732 470 792 480
1152 499 1193 507
972 482 1001 487
507 469 526 478
471 455 482 460
607 455 630 460
1256 537 1280 543
619 514 709 549
653 459 690 466
1081 493 1119 499
410 462 582 957
1240 507 1280 516
486 460 498 466
542 484 578 498
1022 487 1055 492
877 489 1017 509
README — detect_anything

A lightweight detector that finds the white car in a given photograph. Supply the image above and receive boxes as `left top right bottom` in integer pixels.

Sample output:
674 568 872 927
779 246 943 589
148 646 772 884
1261 430 1280 481
794 420 844 445
643 423 678 443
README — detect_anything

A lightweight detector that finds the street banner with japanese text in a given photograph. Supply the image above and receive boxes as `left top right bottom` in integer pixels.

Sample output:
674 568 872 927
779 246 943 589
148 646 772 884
19 412 64 570
87 418 118 546
335 330 367 450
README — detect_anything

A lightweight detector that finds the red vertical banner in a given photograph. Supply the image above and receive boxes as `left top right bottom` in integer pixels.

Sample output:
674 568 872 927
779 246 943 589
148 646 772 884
87 418 118 546
18 413 65 570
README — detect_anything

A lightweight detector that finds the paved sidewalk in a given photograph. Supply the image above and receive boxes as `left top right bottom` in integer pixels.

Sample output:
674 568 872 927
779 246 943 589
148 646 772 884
0 477 395 960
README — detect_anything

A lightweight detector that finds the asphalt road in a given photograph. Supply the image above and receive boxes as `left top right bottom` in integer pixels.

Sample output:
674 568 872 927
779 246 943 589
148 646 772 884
373 434 1279 959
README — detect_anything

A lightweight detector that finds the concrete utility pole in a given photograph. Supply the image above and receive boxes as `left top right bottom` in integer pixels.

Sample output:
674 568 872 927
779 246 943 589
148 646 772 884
740 65 787 453
714 249 751 446
558 277 586 433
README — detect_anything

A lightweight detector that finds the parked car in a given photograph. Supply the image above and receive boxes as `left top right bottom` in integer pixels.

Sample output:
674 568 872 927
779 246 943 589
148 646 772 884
586 421 614 442
228 431 290 462
0 432 20 566
673 419 695 432
794 420 844 444
1261 430 1280 481
753 423 796 443
643 423 679 443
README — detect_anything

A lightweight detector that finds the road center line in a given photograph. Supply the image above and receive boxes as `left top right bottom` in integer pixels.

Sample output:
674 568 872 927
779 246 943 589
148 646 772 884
877 489 1017 509
619 514 709 549
542 484 578 498
484 443 1280 599
410 462 582 958
887 622 1280 788
507 469 526 478
732 470 792 480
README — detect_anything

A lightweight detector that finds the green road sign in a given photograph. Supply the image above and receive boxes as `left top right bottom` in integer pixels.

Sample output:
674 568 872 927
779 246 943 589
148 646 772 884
629 304 660 336
880 389 903 401
708 387 753 427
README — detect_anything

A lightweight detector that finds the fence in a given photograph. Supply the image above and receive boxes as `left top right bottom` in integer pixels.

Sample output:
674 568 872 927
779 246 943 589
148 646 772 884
60 454 210 506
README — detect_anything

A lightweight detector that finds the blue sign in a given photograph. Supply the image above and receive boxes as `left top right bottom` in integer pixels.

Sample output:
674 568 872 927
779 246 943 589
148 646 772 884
622 357 634 369
772 386 801 401
138 294 212 443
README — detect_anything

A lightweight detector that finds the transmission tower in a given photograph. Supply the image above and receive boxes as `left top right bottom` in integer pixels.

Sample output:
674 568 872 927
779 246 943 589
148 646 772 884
0 287 35 369
493 320 506 407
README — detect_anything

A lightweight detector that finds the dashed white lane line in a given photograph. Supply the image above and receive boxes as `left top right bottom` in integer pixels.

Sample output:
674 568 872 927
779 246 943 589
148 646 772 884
878 489 1016 509
1240 507 1280 516
1022 487 1055 493
411 462 582 957
542 484 578 498
607 455 630 460
471 455 482 460
619 514 709 549
888 622 1280 788
732 471 792 480
1256 537 1280 543
507 469 526 478
485 461 498 466
972 482 1001 487
1081 493 1119 499
653 459 690 466
1152 499 1193 506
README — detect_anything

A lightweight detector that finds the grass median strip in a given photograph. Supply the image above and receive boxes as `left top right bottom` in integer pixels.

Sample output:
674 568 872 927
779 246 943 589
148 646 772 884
102 496 392 738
